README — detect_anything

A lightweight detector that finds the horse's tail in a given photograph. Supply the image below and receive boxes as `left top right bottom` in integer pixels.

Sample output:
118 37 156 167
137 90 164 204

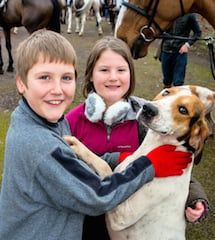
74 0 93 17
48 0 61 32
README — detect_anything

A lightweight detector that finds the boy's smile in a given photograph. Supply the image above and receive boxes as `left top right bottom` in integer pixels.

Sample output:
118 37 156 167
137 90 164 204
16 57 76 122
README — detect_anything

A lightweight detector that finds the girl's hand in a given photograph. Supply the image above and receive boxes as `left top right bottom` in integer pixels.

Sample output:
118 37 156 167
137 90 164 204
185 201 206 223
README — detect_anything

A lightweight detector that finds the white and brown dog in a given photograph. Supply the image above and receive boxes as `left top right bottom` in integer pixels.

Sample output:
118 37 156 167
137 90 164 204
105 86 210 240
65 85 211 240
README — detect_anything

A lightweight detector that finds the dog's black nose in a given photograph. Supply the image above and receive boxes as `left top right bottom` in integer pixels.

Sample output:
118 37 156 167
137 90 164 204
141 102 158 120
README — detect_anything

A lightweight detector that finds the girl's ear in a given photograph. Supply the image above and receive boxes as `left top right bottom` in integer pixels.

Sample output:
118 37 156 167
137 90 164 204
16 76 26 94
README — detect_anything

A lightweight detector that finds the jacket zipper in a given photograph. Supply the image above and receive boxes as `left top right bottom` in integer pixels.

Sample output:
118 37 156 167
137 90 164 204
106 125 112 142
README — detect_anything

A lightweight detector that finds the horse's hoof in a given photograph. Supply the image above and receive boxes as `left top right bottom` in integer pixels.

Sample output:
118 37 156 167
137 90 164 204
67 29 72 34
7 66 14 72
79 32 83 37
98 31 103 36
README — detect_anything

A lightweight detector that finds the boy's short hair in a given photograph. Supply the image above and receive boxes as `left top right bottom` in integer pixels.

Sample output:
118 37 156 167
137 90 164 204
83 36 135 99
16 29 77 84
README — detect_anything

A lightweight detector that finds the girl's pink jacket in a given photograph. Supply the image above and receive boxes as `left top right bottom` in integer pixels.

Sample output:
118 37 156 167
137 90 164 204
66 102 139 155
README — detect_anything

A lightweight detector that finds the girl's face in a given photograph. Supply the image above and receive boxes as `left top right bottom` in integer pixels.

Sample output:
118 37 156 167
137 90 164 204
91 49 130 107
16 56 76 123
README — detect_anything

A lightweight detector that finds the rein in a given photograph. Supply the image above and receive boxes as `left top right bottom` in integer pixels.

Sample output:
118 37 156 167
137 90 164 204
207 38 215 79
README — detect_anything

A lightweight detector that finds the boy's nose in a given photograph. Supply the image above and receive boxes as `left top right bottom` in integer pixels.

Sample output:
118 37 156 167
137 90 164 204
51 81 63 94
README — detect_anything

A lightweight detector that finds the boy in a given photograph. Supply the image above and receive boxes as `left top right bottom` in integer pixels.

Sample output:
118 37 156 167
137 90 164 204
0 30 191 240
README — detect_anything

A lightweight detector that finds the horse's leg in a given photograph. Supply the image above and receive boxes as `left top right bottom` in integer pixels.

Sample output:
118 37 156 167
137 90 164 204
4 29 14 72
93 1 103 35
67 6 73 34
60 8 66 24
13 27 19 35
75 16 80 33
0 42 4 74
95 11 103 35
78 14 86 36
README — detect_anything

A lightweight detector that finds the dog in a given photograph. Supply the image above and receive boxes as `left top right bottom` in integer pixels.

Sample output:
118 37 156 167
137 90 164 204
65 86 210 240
105 87 210 240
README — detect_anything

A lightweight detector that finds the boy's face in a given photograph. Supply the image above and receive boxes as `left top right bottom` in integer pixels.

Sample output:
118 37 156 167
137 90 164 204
16 56 76 122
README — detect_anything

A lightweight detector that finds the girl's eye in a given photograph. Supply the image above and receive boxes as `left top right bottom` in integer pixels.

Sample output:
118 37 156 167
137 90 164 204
118 68 126 72
100 68 108 72
39 75 49 80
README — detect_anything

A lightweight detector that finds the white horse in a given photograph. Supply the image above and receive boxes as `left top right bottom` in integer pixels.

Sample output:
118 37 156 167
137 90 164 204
66 0 103 36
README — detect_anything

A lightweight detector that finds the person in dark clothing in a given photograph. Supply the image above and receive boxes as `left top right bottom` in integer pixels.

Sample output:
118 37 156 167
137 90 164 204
161 13 202 88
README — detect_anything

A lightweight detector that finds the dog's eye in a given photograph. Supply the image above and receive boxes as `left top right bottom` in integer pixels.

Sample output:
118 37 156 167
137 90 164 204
162 90 170 96
179 106 188 115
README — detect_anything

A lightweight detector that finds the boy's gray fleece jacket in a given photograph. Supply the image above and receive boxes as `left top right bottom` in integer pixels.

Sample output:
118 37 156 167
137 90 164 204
0 98 154 240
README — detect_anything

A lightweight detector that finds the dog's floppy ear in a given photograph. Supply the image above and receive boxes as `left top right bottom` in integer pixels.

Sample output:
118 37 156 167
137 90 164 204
189 118 210 164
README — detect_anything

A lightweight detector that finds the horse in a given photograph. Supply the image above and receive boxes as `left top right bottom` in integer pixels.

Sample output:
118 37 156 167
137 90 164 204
115 0 215 59
67 0 103 36
0 0 66 74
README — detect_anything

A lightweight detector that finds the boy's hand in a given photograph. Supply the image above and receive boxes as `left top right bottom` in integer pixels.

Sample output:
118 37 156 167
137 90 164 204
63 135 112 177
146 145 192 177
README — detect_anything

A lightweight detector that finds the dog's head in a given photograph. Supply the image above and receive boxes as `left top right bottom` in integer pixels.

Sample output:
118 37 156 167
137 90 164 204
137 87 210 163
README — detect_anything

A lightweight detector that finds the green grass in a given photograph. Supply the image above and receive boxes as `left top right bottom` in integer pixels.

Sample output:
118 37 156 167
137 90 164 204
0 112 11 182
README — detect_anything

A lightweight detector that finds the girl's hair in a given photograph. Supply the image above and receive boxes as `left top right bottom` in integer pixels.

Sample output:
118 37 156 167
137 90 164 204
83 36 135 98
16 29 77 84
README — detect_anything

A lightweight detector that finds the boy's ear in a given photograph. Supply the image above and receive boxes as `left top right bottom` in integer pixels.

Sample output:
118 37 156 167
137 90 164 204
16 76 26 94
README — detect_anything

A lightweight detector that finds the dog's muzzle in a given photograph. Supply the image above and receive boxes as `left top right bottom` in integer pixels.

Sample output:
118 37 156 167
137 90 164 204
137 102 158 122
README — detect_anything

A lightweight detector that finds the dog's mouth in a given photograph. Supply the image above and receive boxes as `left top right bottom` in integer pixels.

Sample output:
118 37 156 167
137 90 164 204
137 101 176 136
139 119 174 136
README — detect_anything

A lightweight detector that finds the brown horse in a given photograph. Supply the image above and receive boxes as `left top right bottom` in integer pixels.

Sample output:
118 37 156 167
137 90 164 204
0 0 66 74
115 0 215 59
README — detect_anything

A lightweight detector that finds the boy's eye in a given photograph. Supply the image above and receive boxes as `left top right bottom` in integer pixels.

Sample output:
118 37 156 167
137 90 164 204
62 75 73 81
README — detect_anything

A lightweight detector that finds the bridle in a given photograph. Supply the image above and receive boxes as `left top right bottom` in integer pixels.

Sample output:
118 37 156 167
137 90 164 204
122 0 185 42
